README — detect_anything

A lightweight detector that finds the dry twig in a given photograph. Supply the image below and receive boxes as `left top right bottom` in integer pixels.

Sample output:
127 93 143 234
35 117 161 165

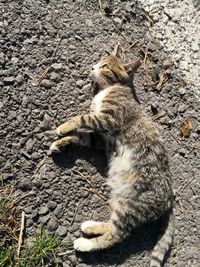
178 177 197 193
17 211 25 257
37 67 51 84
168 132 181 145
73 169 92 186
70 200 80 227
34 155 47 175
81 187 107 202
152 110 166 121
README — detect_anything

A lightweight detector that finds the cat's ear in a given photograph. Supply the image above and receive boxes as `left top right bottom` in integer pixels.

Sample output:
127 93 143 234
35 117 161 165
123 59 141 72
113 43 123 58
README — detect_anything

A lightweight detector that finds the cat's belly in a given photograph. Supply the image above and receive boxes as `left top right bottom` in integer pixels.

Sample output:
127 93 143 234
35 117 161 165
107 144 137 194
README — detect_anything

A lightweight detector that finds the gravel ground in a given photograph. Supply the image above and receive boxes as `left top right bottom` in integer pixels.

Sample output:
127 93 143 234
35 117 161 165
1 0 199 266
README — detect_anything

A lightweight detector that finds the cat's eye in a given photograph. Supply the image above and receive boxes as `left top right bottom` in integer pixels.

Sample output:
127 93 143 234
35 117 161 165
100 64 108 68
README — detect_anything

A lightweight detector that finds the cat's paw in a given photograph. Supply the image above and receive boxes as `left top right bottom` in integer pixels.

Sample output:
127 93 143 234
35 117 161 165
74 237 94 252
81 220 101 235
56 126 61 136
49 142 60 152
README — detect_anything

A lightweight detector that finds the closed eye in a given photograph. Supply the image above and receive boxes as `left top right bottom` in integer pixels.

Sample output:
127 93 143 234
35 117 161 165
100 64 108 68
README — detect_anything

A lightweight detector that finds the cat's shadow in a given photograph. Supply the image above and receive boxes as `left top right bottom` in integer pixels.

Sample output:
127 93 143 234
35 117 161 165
51 144 170 266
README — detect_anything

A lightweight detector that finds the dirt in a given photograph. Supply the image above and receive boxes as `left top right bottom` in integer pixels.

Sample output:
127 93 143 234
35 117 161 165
0 0 199 266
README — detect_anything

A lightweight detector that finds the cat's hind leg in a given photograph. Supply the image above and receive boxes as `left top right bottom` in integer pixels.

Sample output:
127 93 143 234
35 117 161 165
50 135 80 152
81 220 110 236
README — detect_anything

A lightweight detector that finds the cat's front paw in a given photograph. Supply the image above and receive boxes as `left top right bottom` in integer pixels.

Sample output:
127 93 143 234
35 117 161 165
74 237 94 252
56 126 62 136
81 220 101 235
49 142 60 152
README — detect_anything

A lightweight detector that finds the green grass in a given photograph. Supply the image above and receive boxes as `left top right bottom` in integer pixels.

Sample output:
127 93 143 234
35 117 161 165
0 245 14 267
17 230 62 267
0 186 71 267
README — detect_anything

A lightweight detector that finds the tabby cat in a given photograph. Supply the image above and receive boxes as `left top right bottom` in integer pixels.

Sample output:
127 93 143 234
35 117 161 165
50 45 174 267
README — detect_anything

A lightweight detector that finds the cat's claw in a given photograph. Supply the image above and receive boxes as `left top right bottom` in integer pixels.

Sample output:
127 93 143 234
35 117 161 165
73 237 94 252
49 142 60 152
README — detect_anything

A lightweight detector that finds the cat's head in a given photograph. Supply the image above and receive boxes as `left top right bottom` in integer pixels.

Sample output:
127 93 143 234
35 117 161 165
91 44 141 89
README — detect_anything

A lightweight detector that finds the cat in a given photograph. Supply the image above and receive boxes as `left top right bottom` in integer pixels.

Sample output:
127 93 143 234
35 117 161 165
50 44 174 267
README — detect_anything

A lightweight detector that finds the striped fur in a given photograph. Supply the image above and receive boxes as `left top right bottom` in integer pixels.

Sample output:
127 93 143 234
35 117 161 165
50 45 174 266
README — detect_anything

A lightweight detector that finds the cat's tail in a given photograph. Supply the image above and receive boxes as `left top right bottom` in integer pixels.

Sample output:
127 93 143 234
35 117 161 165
150 210 174 267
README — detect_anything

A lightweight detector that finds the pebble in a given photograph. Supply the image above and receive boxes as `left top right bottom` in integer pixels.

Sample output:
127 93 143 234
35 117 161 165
47 218 59 232
24 207 32 214
40 79 53 88
19 178 32 191
47 200 57 210
39 206 49 215
178 87 186 95
15 74 24 84
4 77 15 84
56 226 68 237
76 79 85 87
53 203 64 218
0 52 5 65
113 17 123 26
51 63 63 71
179 148 186 156
40 215 50 225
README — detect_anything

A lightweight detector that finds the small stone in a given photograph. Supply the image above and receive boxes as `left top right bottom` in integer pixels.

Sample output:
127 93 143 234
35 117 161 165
179 148 186 157
11 57 18 64
163 59 172 68
26 138 35 153
178 87 186 95
4 77 15 85
47 218 58 232
32 178 42 188
50 72 60 81
15 74 24 84
85 19 93 27
39 206 49 215
56 226 68 237
53 203 63 218
40 215 50 225
76 80 85 87
24 207 32 214
113 17 122 26
47 200 57 210
177 103 186 113
40 79 53 88
0 52 5 65
51 63 63 71
75 35 82 41
191 42 199 52
31 152 40 160
19 179 32 191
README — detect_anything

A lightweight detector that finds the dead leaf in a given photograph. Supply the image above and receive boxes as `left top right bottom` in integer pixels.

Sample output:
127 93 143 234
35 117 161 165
180 119 192 138
156 72 168 91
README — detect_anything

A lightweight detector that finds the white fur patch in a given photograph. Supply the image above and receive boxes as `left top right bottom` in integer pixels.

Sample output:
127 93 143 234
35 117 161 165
56 126 61 135
91 88 110 114
107 144 134 194
92 62 101 78
74 237 94 252
81 220 101 232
